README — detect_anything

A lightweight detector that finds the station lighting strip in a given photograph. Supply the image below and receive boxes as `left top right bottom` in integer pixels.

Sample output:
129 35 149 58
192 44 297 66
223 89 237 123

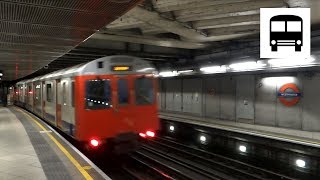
159 56 318 77
166 124 307 168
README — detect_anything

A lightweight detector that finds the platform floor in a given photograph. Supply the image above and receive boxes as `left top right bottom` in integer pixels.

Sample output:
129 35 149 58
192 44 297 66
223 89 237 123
0 107 108 180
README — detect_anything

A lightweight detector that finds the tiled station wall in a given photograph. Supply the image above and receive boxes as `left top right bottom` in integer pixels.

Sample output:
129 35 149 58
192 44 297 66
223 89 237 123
158 73 320 132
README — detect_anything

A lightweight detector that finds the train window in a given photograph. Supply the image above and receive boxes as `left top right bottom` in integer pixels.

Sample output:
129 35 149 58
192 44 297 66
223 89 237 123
135 77 154 105
98 61 103 69
71 81 75 107
62 82 67 105
118 79 129 105
35 84 41 101
85 79 111 109
46 84 52 102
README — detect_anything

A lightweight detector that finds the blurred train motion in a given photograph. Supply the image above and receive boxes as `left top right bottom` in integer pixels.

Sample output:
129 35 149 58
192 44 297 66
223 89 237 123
14 56 159 154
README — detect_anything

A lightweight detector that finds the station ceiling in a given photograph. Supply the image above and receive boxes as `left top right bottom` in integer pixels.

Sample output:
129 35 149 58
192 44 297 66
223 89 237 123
2 0 320 81
0 0 142 81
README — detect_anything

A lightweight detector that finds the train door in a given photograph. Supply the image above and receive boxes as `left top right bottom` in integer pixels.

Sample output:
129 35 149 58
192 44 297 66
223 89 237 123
42 81 46 118
56 79 62 128
114 76 133 132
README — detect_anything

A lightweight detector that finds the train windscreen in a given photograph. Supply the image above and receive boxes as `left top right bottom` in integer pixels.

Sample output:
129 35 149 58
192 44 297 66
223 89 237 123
118 79 129 105
85 79 111 109
135 77 154 105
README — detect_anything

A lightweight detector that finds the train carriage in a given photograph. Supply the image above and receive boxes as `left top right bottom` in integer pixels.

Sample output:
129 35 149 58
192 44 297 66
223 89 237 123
15 56 159 153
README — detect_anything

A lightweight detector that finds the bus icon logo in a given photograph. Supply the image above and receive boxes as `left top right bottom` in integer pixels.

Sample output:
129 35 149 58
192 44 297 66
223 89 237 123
270 15 302 52
260 8 310 59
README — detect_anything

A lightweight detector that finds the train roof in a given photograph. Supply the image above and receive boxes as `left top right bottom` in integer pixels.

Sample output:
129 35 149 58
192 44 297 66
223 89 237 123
17 55 157 84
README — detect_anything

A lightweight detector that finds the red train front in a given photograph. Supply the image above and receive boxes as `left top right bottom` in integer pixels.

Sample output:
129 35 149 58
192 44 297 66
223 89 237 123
15 56 159 154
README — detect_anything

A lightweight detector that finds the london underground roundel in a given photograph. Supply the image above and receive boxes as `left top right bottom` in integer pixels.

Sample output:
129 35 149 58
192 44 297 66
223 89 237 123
277 83 301 107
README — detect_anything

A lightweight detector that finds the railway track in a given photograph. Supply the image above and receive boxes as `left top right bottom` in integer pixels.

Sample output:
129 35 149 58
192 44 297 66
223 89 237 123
141 137 297 180
136 145 232 180
124 152 180 180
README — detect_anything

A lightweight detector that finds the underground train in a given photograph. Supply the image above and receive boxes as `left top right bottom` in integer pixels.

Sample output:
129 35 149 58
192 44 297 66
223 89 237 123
14 55 159 153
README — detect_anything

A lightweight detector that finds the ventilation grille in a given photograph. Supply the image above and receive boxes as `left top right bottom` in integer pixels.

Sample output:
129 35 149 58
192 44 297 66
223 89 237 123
0 0 142 80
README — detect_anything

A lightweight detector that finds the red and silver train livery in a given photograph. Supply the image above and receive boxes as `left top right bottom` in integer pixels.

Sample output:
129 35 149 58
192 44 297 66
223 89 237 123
15 55 159 153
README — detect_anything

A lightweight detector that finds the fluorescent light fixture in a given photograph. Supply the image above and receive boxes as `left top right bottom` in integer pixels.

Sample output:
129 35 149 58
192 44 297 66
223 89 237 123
239 145 247 152
262 77 295 87
178 69 193 74
268 56 315 68
137 68 155 72
229 61 266 71
200 65 227 74
159 71 179 77
295 159 306 168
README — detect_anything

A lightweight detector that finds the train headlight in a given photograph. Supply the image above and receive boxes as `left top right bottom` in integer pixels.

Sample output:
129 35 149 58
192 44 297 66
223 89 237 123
90 138 100 147
271 40 276 45
296 40 302 45
146 131 155 137
139 133 146 138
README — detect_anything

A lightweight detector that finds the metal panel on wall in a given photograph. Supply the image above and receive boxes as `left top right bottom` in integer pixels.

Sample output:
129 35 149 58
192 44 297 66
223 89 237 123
182 79 202 115
157 80 166 110
204 77 220 118
275 76 302 129
302 75 320 131
220 76 236 120
165 79 182 112
236 75 255 123
255 76 277 126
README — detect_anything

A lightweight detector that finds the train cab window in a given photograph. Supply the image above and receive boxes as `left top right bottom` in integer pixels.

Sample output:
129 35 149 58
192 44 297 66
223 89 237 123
118 79 129 105
46 84 52 102
85 79 111 109
135 77 154 105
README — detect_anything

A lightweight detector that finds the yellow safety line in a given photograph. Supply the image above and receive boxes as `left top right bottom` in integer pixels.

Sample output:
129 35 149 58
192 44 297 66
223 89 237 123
17 108 93 180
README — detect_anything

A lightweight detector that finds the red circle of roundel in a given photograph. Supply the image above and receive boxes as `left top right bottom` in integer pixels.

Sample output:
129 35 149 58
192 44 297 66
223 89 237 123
278 83 301 107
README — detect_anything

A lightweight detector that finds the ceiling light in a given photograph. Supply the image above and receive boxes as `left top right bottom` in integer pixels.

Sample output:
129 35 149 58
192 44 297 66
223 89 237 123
0 73 3 76
200 65 227 74
229 61 266 71
159 71 179 77
178 69 193 74
268 56 315 68
137 68 155 72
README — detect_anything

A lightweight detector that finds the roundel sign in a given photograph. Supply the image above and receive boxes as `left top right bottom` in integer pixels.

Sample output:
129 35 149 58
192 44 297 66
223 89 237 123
277 83 301 107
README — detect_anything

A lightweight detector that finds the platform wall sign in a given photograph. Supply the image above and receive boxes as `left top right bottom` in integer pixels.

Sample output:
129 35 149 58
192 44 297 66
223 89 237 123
277 83 301 107
260 8 310 58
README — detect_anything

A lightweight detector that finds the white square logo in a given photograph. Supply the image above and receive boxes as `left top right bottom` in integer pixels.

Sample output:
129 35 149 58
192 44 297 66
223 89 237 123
260 8 310 59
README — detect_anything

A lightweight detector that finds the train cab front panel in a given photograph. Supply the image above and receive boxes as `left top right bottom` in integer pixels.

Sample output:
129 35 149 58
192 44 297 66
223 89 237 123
73 56 159 152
